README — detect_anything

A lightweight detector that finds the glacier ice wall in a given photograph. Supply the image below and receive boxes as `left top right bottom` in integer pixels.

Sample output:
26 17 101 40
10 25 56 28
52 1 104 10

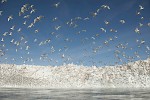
0 58 150 88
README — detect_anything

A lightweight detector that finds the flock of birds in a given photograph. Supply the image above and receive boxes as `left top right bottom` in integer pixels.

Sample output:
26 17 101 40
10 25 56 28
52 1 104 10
0 0 150 66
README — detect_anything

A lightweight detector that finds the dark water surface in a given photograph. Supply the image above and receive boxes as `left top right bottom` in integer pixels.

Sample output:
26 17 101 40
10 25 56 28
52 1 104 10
0 88 150 100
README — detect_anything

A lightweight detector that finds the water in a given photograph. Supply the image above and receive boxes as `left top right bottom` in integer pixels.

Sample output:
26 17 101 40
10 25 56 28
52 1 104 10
0 88 150 100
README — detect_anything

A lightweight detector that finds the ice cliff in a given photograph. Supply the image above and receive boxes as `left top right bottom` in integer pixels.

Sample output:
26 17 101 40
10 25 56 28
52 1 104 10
0 58 150 88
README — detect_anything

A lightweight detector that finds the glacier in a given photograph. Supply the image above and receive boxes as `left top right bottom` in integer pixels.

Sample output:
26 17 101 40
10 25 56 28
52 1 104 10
0 58 150 88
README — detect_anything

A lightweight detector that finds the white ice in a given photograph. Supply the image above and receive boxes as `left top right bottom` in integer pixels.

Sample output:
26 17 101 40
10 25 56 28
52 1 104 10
0 58 150 88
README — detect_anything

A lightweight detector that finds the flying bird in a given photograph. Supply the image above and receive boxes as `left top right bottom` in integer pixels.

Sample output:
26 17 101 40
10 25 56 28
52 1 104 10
83 17 90 20
23 21 27 25
0 11 3 16
3 32 8 36
139 5 144 10
91 12 98 17
10 25 15 30
52 17 58 21
10 39 14 43
35 29 39 33
30 9 36 14
100 28 106 33
8 15 13 21
55 25 61 30
1 0 7 3
148 23 150 27
53 2 60 8
101 5 110 10
17 28 22 32
120 20 125 24
104 20 109 25
1 38 4 42
135 28 140 34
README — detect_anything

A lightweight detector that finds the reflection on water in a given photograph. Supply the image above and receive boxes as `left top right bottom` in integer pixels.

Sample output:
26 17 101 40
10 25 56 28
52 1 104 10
0 88 150 100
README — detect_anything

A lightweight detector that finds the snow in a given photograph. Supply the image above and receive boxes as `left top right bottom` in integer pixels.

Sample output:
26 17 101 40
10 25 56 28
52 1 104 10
0 58 150 88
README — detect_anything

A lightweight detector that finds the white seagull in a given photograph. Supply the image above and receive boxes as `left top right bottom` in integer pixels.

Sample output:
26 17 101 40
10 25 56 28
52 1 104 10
10 39 14 43
0 11 3 16
100 28 106 32
10 25 15 30
104 20 109 25
135 28 140 34
30 9 36 14
8 15 13 21
91 12 98 17
17 28 22 32
148 23 150 27
35 29 39 33
1 38 4 42
53 2 60 8
139 5 144 10
3 32 8 36
101 5 110 10
120 20 125 24
1 0 7 3
26 46 30 50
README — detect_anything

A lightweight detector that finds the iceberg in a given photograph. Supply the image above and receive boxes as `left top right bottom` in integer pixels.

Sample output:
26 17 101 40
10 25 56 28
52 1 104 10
0 58 150 88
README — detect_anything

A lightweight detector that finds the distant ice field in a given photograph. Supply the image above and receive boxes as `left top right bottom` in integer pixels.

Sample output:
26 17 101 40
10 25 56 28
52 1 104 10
0 58 150 88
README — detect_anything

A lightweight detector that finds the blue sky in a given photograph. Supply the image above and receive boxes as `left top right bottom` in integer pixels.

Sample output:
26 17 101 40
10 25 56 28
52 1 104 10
0 0 150 66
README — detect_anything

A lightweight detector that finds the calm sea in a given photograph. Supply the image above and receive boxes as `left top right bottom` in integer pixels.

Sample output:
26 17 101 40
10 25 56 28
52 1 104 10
0 88 150 100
